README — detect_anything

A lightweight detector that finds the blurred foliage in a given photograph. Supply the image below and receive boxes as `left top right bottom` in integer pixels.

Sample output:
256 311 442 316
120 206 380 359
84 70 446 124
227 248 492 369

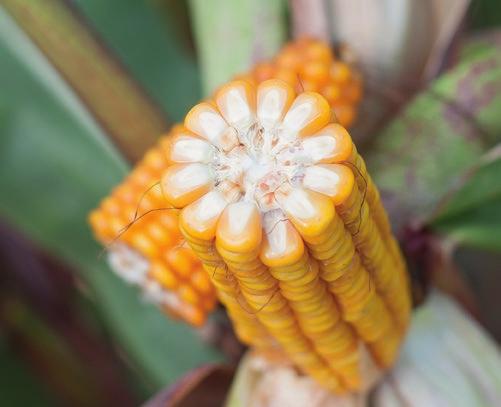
432 151 501 251
144 364 234 407
0 3 221 395
0 336 55 407
189 0 287 94
0 296 106 406
0 219 144 405
454 247 501 340
74 0 201 122
471 0 501 29
368 37 501 232
2 0 168 163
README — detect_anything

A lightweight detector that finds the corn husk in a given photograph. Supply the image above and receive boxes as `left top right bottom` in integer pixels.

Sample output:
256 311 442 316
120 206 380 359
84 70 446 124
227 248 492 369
225 352 369 407
373 290 501 407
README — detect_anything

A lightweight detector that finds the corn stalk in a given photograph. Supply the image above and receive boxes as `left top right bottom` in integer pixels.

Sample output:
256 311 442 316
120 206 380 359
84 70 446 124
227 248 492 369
188 0 287 95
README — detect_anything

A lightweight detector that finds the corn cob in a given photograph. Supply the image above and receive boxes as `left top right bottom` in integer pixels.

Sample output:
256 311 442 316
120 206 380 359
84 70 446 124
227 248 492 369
243 37 363 128
89 125 217 327
160 78 410 393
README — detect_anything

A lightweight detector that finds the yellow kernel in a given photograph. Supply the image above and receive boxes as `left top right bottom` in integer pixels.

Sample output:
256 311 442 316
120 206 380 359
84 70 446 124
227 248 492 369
305 41 333 65
333 105 356 129
300 62 330 84
147 222 175 248
179 284 199 306
150 262 178 290
252 62 275 82
165 247 194 279
191 269 213 294
322 84 342 104
130 233 159 258
331 62 352 84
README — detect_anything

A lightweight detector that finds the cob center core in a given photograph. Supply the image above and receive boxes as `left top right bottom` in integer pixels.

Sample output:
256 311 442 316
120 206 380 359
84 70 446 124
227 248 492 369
211 121 309 211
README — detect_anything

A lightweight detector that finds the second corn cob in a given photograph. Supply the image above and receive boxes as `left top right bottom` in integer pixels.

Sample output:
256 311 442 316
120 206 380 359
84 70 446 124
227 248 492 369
89 126 217 327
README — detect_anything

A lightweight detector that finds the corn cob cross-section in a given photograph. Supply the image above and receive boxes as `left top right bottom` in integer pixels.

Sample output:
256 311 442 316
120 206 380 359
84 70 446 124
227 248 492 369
89 126 217 327
161 78 411 392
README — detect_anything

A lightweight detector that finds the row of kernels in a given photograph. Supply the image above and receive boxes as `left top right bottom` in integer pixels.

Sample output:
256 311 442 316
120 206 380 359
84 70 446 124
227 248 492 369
180 223 272 349
301 216 399 367
341 151 411 331
214 208 345 392
270 259 361 390
257 211 362 390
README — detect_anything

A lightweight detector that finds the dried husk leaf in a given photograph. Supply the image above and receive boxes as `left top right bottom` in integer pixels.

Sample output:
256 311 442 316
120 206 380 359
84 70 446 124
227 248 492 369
373 291 501 407
328 0 470 138
225 352 369 407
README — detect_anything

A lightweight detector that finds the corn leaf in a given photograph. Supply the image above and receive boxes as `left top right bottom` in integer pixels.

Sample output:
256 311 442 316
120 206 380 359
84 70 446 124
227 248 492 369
433 148 501 219
188 0 287 95
431 150 501 251
367 34 501 230
0 6 221 391
434 202 501 251
0 296 109 406
73 0 202 123
470 0 501 29
0 336 55 407
1 0 170 163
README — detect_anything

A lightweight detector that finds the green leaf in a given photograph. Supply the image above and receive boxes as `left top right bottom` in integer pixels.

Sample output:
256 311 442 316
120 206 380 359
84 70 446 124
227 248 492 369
0 337 55 407
470 0 501 29
0 7 221 391
189 0 287 95
2 0 170 163
367 35 501 230
432 151 501 251
433 149 501 220
434 202 501 251
74 0 202 122
1 297 109 406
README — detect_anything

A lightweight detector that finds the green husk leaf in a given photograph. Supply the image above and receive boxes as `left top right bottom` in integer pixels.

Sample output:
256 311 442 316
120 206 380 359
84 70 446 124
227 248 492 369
434 204 501 251
0 7 221 390
373 291 501 406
